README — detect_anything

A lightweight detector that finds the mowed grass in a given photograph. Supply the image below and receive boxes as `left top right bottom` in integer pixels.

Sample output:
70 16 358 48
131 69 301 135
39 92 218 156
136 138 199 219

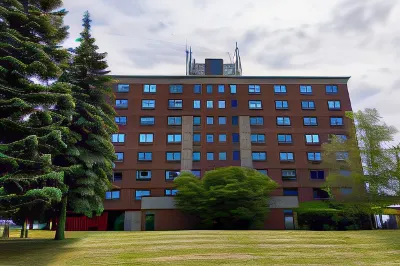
0 230 400 266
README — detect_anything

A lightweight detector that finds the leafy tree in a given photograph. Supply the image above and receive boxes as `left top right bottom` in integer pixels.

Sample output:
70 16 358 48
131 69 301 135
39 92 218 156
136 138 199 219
53 11 117 240
174 167 278 229
0 0 73 237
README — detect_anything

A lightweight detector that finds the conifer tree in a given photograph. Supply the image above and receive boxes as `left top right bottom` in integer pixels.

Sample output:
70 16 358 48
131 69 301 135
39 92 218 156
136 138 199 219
54 11 118 240
0 0 74 237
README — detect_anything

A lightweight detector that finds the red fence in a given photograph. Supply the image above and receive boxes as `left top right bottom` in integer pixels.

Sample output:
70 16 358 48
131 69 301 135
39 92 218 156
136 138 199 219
64 212 108 231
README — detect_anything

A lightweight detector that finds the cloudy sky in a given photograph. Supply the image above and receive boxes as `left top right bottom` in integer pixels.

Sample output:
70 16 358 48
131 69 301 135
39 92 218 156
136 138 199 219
62 0 400 141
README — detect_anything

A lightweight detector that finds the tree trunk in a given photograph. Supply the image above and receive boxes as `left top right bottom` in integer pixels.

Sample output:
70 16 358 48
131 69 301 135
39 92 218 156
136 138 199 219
20 219 26 238
369 215 375 230
379 214 384 229
54 196 67 240
1 224 10 238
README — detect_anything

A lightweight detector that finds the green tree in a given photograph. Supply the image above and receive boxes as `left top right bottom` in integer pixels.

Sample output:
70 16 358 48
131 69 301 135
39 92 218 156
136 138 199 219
53 11 117 240
0 0 73 238
174 167 278 229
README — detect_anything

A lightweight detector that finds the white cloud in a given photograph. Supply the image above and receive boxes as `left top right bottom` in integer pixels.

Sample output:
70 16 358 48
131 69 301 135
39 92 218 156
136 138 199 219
62 0 400 142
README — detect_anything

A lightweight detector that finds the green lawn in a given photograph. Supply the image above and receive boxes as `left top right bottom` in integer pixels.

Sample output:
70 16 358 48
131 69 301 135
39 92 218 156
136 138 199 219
1 230 399 265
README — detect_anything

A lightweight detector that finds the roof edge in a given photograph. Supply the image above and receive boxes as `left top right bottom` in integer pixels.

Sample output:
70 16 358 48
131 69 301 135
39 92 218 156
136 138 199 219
108 75 351 80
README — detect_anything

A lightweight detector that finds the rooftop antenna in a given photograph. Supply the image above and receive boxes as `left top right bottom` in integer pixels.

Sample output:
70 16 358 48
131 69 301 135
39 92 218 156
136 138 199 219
185 40 188 75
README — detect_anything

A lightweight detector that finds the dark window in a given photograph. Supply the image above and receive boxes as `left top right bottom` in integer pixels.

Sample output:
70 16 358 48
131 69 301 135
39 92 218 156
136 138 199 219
168 116 182 125
300 85 312 94
105 190 120 200
330 117 344 126
165 189 178 196
250 116 264 126
169 84 183 93
115 99 128 108
113 172 122 182
283 188 298 196
277 117 291 126
232 116 238 125
115 152 124 161
117 84 130 92
277 134 292 144
141 99 155 109
206 116 214 125
115 116 127 125
218 84 225 93
313 188 329 199
193 116 201 125
310 170 325 180
135 190 150 200
301 101 315 110
165 170 180 181
166 152 181 161
307 152 321 161
193 133 201 142
191 170 201 177
193 152 201 161
233 151 240 160
232 133 239 143
275 100 289 110
206 84 213 93
274 85 287 93
168 99 183 109
140 117 154 125
136 170 152 180
206 134 214 143
193 84 202 94
252 152 266 161
138 152 152 161
328 100 341 110
251 134 265 143
231 99 238 108
282 170 296 181
280 152 294 161
207 152 214 161
303 117 317 126
326 85 338 94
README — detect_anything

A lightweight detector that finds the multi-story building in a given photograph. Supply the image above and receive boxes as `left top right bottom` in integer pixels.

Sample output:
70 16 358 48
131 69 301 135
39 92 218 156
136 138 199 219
104 74 352 231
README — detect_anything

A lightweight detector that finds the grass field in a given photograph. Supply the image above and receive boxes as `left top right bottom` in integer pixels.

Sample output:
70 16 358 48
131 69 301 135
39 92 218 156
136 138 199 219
1 230 400 265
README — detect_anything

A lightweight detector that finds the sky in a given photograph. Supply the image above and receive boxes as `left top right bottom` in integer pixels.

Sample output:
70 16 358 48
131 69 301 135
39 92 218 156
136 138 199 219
62 0 400 142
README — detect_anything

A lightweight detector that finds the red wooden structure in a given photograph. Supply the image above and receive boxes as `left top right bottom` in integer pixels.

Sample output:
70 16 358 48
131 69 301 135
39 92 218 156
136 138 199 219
52 213 108 231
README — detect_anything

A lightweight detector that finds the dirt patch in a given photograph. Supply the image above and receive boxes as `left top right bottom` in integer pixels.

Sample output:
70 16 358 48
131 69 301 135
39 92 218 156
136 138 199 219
138 253 262 262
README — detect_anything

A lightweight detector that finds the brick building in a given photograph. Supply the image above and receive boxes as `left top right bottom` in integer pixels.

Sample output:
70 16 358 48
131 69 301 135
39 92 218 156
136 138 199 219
104 75 352 231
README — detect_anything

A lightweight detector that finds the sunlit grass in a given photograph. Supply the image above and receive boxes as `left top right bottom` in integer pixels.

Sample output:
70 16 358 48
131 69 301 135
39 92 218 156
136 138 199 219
1 230 399 265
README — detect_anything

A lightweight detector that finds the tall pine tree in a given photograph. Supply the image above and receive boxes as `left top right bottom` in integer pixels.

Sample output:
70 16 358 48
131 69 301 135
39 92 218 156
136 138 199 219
0 0 74 237
54 11 118 240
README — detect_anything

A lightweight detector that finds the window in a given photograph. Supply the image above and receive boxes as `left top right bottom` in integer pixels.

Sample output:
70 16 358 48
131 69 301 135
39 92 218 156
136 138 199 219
328 100 341 110
233 151 240 160
330 117 344 126
336 152 349 161
117 84 130 92
219 152 227 160
248 84 261 94
143 84 156 93
135 190 150 200
303 117 317 126
218 100 226 109
206 116 214 125
251 134 265 143
194 84 201 94
232 133 239 143
139 133 153 143
115 116 127 125
230 84 237 94
252 152 266 161
115 152 124 161
206 134 214 143
193 152 201 161
300 85 312 94
207 152 214 161
165 171 180 181
113 172 122 182
168 116 182 125
167 134 182 143
339 170 351 176
249 100 262 109
275 100 289 110
280 152 294 161
206 84 213 93
136 170 151 180
165 189 178 196
142 99 155 109
218 84 225 93
191 170 201 177
250 116 264 126
277 116 291 126
169 84 183 93
138 152 152 161
219 134 227 142
166 152 181 161
305 134 320 144
335 134 347 142
232 116 238 125
283 188 298 196
112 134 125 143
326 85 338 94
206 100 213 108
310 170 325 180
257 169 268 175
282 170 296 181
313 188 329 199
274 85 287 93
168 99 183 109
218 116 227 125
301 101 315 110
193 116 201 125
277 134 292 144
105 190 120 200
193 133 201 142
307 152 321 161
115 99 128 108
231 99 238 108
193 100 201 109
340 188 353 195
140 117 154 125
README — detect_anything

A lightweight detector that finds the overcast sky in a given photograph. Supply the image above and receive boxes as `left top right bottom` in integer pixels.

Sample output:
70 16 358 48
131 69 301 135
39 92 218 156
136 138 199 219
62 0 400 141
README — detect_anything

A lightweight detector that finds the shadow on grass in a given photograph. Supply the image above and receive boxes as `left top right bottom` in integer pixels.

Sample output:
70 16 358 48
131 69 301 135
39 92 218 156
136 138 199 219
0 235 81 266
